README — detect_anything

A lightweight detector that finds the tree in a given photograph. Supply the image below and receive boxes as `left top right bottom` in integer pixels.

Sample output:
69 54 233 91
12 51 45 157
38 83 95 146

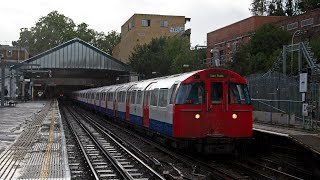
12 11 120 56
228 24 291 75
94 31 121 55
249 0 302 16
250 0 267 16
298 0 320 12
129 36 205 78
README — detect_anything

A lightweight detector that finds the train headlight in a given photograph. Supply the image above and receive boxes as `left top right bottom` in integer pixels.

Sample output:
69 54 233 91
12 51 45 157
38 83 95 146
232 113 238 119
195 114 200 119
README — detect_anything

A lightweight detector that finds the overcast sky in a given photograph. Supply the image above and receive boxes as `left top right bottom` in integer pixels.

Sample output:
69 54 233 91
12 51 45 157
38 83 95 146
0 0 252 47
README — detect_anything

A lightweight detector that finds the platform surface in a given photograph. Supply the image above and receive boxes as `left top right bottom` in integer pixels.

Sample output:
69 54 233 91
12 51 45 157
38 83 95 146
0 100 70 179
254 122 320 155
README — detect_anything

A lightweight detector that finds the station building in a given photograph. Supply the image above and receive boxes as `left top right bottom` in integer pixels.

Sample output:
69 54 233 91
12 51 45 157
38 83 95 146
0 45 29 98
206 8 320 66
113 14 191 63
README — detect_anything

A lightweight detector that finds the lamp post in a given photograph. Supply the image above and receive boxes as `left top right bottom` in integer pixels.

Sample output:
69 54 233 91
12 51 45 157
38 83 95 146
291 29 301 74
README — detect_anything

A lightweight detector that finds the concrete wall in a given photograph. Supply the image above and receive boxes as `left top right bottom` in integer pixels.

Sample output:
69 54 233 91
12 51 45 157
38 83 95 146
253 111 296 126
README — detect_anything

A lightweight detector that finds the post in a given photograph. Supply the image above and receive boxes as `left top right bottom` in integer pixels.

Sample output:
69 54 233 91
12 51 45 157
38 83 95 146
283 45 287 75
291 30 301 74
1 58 5 107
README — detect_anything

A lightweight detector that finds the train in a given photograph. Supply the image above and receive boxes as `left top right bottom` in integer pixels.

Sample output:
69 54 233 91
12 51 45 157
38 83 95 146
72 68 252 154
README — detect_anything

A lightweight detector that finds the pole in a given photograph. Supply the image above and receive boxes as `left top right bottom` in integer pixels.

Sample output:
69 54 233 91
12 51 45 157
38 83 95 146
291 30 301 75
1 58 5 107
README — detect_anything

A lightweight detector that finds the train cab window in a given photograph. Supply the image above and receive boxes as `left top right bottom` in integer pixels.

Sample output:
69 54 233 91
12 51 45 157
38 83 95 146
229 83 251 105
211 82 223 104
136 91 143 104
150 89 159 106
158 89 168 107
176 82 204 105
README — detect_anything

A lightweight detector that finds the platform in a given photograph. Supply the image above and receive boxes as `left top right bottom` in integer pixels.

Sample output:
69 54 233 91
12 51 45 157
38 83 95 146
0 100 70 179
253 122 320 156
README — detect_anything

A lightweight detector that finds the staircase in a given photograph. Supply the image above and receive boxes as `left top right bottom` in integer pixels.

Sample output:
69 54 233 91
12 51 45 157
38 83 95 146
301 42 320 75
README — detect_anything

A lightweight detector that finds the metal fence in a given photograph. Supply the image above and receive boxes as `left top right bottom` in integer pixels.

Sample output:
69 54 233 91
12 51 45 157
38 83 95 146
246 72 320 129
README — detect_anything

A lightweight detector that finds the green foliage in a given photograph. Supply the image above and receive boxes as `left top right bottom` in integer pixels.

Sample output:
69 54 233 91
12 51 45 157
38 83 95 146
228 24 291 75
250 0 302 16
12 11 120 56
309 35 320 64
128 36 205 78
298 0 320 12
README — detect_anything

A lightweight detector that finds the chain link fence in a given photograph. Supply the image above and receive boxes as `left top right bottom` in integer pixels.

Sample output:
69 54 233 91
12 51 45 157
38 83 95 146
246 72 320 129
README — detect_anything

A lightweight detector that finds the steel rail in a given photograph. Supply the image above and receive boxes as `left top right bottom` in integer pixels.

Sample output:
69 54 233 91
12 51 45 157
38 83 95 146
79 112 165 179
61 107 99 180
79 107 242 180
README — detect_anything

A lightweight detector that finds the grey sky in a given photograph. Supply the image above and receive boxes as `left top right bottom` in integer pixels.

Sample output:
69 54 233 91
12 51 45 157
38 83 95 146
0 0 252 48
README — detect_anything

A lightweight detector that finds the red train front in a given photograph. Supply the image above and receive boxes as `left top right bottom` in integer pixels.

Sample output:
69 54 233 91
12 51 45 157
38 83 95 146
173 68 252 139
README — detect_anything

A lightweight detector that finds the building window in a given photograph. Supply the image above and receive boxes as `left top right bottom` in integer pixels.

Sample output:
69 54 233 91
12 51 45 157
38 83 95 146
287 22 298 30
160 20 168 27
141 19 150 27
128 22 134 30
301 18 313 27
6 50 12 57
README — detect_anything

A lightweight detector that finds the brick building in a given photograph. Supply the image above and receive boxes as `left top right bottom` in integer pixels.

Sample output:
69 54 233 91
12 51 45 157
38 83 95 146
0 45 29 61
206 16 287 66
113 14 191 63
206 8 320 66
276 8 320 43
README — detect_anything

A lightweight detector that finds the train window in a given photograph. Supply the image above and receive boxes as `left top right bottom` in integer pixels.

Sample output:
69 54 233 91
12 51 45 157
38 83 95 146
136 91 143 104
118 92 121 102
121 92 124 102
229 83 251 105
211 82 223 104
158 89 168 107
150 89 159 106
130 91 136 104
176 82 204 105
169 84 178 104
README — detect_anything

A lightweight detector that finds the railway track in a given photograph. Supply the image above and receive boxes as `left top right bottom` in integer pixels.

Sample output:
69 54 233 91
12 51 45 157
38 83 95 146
61 105 164 179
65 103 318 180
73 105 249 179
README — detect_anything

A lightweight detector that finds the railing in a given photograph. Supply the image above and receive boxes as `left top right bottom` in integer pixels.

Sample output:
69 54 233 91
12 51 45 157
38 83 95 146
252 98 319 130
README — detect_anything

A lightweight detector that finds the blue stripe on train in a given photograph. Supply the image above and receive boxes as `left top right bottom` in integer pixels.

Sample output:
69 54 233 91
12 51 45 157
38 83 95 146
130 114 143 126
149 119 173 137
118 111 126 120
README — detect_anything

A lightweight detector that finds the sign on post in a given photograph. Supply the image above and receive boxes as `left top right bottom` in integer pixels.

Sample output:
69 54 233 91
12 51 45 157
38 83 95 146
299 73 308 92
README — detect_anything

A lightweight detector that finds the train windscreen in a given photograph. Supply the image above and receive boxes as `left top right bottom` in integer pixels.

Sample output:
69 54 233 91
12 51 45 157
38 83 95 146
175 82 204 105
229 83 251 105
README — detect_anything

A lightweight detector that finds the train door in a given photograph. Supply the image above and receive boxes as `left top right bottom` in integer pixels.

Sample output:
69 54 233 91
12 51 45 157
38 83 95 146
104 92 108 115
126 91 131 122
167 84 178 127
99 92 102 112
143 83 154 127
135 90 143 125
206 80 227 135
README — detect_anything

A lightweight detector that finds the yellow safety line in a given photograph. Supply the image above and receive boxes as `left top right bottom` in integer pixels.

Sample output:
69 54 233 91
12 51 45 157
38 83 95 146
40 110 55 179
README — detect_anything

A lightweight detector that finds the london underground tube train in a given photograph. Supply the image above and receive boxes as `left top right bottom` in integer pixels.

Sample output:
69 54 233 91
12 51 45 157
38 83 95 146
72 68 252 153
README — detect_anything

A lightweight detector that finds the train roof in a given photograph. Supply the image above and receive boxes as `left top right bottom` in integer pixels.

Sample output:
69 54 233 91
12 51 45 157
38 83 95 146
74 68 246 94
